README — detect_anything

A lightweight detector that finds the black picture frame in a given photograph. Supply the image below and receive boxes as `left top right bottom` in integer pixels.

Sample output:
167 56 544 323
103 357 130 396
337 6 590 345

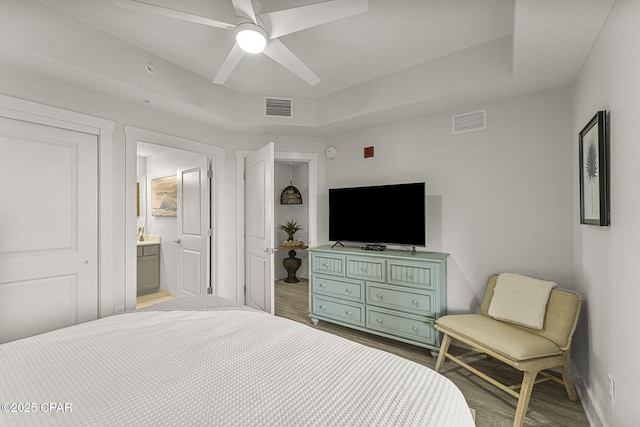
579 111 609 226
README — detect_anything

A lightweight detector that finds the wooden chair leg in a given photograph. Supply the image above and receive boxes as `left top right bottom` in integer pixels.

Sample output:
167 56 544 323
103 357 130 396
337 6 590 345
561 352 578 401
434 333 451 372
513 370 538 427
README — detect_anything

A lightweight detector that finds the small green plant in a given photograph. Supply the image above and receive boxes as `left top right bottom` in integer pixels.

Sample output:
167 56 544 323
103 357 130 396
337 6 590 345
279 220 303 241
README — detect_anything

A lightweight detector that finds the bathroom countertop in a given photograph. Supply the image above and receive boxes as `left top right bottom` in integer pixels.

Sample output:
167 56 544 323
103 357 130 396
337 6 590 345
137 236 161 246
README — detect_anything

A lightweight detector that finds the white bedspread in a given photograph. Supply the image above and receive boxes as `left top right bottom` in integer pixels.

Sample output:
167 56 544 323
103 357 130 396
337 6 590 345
1 301 473 426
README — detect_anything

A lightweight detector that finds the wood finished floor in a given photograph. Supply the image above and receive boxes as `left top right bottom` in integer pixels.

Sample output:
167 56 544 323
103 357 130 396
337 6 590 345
274 279 589 427
135 289 176 309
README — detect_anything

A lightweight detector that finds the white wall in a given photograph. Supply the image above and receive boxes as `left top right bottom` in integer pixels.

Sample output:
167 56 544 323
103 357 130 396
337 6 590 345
572 1 640 425
325 87 575 313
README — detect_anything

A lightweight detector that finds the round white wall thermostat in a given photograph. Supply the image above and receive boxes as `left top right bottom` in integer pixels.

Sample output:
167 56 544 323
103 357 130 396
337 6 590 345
325 145 338 159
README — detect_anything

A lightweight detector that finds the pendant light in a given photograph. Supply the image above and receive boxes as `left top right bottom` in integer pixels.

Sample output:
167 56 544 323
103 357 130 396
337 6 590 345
280 162 302 205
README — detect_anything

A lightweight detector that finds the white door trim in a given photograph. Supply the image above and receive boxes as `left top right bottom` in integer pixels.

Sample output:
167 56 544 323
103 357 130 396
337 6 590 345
236 149 318 304
0 93 115 318
124 126 226 310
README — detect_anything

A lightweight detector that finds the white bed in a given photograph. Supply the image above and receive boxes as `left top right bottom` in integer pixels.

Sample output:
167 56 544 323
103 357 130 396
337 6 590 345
0 296 474 426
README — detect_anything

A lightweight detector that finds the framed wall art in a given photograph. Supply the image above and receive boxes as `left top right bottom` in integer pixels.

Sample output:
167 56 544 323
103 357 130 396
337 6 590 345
579 110 609 226
151 175 177 217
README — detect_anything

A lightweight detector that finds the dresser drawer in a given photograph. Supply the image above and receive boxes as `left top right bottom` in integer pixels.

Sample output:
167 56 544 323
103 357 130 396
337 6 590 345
346 256 385 282
312 296 365 327
366 283 434 317
313 275 363 302
387 260 436 290
311 253 345 277
366 307 435 346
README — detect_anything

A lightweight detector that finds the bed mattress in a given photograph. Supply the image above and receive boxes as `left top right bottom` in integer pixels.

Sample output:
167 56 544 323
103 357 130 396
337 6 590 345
0 296 474 426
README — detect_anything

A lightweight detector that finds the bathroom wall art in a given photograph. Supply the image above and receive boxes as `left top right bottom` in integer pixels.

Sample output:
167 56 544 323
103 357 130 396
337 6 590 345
151 175 177 217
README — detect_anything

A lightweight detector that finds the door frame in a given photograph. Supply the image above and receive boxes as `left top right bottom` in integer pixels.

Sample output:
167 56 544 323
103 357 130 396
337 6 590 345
124 126 226 310
0 94 115 317
236 149 318 304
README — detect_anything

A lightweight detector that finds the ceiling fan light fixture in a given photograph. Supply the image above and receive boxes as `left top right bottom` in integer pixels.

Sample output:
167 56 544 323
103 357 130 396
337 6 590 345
235 22 267 54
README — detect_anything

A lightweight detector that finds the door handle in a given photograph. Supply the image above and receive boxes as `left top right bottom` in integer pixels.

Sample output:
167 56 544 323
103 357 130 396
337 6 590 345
174 239 181 244
262 248 278 254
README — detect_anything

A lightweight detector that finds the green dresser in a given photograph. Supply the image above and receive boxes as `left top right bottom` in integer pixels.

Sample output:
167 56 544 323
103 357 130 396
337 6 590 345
309 245 448 351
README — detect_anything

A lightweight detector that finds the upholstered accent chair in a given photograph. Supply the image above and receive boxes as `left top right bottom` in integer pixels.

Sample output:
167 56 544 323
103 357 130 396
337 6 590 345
434 274 583 427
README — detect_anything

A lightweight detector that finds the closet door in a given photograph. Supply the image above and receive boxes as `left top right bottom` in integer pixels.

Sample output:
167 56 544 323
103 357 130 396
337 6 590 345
0 116 98 343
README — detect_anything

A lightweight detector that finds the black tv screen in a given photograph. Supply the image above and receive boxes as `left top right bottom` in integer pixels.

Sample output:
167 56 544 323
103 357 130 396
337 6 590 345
329 182 426 246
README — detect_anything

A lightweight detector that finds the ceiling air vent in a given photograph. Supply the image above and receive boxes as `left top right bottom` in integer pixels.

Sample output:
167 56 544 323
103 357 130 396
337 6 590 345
265 97 293 118
452 109 487 135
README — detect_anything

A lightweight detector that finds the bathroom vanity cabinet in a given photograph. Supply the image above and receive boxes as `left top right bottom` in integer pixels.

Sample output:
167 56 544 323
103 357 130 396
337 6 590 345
137 243 160 296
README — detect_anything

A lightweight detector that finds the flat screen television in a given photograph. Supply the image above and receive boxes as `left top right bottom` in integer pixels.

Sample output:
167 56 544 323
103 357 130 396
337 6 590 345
329 182 426 246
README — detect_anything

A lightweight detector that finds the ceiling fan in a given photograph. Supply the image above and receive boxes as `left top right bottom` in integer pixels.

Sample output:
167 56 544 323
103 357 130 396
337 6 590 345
114 0 369 86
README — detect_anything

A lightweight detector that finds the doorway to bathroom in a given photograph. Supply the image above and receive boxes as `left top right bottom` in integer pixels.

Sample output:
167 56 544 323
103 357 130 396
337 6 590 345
135 142 212 307
124 126 226 311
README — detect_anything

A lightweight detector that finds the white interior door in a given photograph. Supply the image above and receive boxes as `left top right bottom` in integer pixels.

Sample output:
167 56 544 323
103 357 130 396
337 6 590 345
176 157 211 297
245 143 275 313
0 116 98 343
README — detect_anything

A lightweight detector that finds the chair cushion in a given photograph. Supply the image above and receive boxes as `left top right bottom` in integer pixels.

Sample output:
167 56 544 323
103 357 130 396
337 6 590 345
436 314 562 361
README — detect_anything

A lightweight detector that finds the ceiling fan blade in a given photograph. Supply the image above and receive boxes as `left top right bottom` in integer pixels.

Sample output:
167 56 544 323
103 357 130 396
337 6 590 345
231 0 257 23
212 44 246 84
262 39 320 86
114 0 235 29
262 0 368 39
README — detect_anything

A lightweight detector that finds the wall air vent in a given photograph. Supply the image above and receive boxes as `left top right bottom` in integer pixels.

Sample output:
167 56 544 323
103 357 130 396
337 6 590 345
452 109 487 134
265 97 293 118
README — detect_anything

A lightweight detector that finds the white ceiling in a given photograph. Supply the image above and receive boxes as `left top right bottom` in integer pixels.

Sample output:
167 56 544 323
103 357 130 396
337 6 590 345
0 0 614 135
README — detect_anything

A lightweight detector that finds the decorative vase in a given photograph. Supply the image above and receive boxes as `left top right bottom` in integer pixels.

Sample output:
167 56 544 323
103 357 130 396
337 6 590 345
282 250 302 283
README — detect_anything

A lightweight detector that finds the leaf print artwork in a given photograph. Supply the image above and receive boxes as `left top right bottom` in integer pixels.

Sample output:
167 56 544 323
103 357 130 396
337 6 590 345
579 111 607 226
584 143 598 214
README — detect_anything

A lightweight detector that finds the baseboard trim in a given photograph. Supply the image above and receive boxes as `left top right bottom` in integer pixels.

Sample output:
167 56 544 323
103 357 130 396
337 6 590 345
575 378 606 427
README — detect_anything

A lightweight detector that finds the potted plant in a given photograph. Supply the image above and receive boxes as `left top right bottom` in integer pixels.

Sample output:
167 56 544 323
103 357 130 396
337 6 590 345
279 220 303 241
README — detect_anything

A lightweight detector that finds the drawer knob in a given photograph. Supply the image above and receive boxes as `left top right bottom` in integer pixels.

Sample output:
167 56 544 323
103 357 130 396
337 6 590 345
319 305 326 310
406 272 413 278
345 288 352 293
411 299 418 305
376 318 383 323
361 267 367 271
412 326 419 331
323 263 330 267
345 311 352 316
376 293 383 299
319 283 326 288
